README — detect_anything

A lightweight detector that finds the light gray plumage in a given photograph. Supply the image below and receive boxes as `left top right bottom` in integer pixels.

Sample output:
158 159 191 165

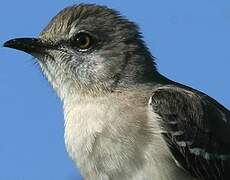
4 4 230 180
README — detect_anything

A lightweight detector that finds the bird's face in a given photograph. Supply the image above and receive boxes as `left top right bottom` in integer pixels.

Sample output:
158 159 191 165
4 4 155 99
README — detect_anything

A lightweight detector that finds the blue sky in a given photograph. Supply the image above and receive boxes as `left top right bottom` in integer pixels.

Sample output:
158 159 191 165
1 0 230 179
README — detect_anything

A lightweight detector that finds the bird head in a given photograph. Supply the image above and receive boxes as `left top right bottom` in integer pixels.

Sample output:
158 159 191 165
4 4 157 100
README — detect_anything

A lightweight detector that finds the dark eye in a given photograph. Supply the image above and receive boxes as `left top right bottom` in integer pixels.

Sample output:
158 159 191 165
71 32 94 52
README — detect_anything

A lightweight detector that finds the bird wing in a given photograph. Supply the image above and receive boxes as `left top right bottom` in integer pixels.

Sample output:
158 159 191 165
149 85 230 180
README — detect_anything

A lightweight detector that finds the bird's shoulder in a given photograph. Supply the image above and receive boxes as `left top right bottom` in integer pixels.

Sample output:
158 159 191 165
148 84 230 180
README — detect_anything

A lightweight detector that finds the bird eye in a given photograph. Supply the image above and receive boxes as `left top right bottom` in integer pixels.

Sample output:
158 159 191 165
71 32 94 51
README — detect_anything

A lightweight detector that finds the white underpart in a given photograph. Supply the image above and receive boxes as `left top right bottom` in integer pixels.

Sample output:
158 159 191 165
63 94 194 180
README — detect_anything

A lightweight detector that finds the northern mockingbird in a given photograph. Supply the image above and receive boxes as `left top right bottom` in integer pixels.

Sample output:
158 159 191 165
3 4 230 180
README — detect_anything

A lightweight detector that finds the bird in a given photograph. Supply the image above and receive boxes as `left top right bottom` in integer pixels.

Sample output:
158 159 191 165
3 3 230 180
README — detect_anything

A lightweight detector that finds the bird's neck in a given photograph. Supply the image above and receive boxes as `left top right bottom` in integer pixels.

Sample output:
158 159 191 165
114 71 171 91
58 71 171 105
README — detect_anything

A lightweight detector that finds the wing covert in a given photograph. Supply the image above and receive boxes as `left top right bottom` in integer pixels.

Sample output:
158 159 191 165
149 85 230 180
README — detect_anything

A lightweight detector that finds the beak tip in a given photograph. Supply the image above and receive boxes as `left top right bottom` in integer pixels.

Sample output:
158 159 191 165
3 39 18 49
3 40 10 48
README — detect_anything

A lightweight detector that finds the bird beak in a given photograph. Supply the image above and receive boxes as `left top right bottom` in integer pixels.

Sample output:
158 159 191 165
3 38 48 55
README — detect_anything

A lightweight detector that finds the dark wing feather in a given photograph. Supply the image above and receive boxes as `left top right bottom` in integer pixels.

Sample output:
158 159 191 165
149 85 230 180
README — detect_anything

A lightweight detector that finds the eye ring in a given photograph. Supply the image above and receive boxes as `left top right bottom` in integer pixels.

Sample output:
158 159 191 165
70 31 95 52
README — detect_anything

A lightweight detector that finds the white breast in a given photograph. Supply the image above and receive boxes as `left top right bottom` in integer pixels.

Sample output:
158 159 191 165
63 95 194 180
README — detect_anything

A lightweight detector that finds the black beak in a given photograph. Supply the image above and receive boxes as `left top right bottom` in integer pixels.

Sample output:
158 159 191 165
3 38 47 55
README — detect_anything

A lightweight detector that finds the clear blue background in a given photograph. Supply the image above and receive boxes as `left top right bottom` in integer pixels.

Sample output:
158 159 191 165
1 1 229 179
